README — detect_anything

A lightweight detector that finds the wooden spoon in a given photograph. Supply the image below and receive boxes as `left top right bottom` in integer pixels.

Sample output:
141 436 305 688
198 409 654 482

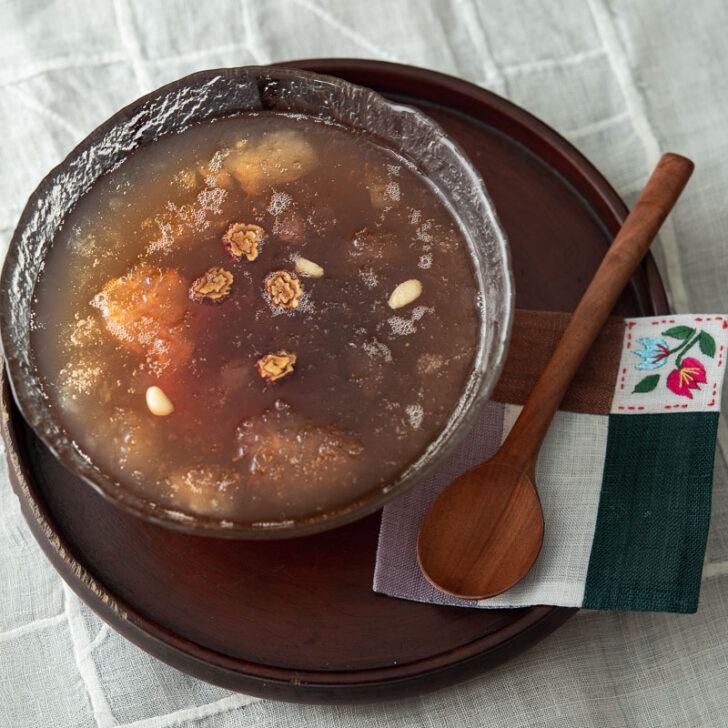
417 153 694 600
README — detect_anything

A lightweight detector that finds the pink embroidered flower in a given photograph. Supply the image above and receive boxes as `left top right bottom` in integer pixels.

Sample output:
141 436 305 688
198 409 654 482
666 357 707 398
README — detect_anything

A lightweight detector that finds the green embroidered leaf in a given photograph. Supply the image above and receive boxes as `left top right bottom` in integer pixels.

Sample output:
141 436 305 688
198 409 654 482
634 374 660 393
662 325 694 340
699 331 716 357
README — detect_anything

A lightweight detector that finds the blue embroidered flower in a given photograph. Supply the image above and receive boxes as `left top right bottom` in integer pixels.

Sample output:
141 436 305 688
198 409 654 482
633 337 670 370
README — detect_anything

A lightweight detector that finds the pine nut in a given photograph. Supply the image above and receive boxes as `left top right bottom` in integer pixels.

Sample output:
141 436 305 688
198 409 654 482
145 386 175 416
388 279 422 309
294 256 324 278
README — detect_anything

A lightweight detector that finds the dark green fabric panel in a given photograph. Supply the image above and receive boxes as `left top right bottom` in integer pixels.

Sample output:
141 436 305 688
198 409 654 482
583 412 718 613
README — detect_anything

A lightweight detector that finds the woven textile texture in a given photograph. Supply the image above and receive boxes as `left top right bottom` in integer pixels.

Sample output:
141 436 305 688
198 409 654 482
2 1 728 726
375 313 726 612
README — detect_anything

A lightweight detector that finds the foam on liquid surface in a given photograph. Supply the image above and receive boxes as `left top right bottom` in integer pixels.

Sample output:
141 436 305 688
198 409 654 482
32 113 481 524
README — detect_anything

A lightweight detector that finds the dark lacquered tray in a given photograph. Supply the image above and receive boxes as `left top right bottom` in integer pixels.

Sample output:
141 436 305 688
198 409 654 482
1 59 668 704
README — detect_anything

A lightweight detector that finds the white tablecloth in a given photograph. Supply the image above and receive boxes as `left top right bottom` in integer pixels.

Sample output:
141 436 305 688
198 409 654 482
2 1 728 726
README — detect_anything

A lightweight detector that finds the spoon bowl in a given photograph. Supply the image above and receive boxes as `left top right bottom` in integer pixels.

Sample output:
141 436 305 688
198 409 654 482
417 152 695 600
418 462 543 599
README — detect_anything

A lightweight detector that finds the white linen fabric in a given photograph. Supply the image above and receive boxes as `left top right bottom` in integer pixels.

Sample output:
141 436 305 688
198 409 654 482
611 315 728 414
478 408 607 607
376 312 728 609
2 1 728 726
376 405 609 609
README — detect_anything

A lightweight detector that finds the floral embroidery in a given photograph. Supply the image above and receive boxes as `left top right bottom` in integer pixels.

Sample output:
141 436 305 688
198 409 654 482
633 337 671 370
633 326 716 397
666 358 707 398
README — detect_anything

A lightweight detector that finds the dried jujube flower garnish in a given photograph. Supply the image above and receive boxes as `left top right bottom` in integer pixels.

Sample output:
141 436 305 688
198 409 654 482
189 266 234 303
257 350 297 382
265 270 303 310
223 222 265 262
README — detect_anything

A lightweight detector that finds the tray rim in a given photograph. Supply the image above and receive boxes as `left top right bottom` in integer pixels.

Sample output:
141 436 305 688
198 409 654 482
1 58 668 704
2 402 575 700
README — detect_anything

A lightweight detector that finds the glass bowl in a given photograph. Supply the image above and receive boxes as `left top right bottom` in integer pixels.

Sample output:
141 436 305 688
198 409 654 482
0 66 513 538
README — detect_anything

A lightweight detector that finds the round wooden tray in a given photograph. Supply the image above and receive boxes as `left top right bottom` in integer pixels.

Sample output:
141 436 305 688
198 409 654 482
1 60 668 704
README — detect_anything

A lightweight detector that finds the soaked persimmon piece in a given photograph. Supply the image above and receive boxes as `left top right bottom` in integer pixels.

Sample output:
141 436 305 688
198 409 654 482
92 264 192 373
223 130 318 194
233 400 363 483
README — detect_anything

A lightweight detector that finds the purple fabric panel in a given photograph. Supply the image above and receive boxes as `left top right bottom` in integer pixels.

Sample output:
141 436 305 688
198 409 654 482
373 400 505 606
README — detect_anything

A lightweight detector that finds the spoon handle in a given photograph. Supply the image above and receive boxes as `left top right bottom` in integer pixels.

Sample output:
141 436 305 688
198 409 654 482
497 153 694 472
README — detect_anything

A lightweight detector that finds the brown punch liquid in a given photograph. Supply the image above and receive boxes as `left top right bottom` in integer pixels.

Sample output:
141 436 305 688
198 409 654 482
32 113 481 525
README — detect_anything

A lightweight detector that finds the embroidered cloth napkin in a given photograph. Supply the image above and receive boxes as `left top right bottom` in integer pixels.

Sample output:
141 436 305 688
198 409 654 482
374 310 728 613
